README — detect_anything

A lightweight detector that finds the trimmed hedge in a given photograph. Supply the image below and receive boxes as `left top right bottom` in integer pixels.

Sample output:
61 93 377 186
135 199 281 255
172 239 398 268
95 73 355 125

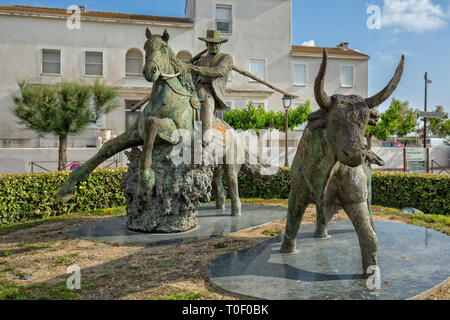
0 167 448 225
227 169 449 216
371 171 449 216
0 168 127 224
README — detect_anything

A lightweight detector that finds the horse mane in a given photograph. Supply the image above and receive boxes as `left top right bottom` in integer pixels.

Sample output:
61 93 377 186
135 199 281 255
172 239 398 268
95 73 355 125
166 46 196 96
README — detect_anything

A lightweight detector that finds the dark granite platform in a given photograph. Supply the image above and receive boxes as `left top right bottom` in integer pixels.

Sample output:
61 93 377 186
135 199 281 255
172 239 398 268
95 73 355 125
63 203 287 246
208 221 450 300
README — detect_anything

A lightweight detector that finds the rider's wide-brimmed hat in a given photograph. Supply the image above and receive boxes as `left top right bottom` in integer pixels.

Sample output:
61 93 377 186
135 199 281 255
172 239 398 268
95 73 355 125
198 30 228 44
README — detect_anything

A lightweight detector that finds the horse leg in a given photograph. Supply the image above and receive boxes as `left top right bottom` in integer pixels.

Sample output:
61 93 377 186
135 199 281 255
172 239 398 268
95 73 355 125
224 163 241 216
342 201 378 277
212 165 226 210
281 190 308 253
57 127 142 201
138 116 161 191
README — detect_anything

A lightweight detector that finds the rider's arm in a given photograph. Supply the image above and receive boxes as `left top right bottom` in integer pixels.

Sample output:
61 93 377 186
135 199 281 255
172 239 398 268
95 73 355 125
188 55 233 78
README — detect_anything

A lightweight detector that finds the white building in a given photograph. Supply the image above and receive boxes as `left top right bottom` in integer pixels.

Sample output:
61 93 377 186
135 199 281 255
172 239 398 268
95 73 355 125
0 0 369 172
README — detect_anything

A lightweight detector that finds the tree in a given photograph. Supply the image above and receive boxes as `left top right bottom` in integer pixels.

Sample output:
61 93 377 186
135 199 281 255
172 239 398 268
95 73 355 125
13 80 119 171
395 101 418 146
365 98 417 148
223 101 311 133
420 106 449 137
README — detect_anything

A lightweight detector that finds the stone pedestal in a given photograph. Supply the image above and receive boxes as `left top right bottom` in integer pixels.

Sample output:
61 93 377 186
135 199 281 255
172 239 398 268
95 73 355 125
121 146 214 233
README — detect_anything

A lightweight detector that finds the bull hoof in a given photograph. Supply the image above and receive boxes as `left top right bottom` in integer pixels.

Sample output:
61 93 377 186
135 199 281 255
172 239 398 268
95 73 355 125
280 238 297 254
314 233 330 239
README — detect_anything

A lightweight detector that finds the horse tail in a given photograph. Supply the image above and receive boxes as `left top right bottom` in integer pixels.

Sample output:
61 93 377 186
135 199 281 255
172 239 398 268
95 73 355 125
241 149 280 181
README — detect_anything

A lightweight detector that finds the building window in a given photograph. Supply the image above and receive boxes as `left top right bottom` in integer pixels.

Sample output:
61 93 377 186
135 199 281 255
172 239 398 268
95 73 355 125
176 50 193 63
216 4 232 33
125 49 143 77
42 49 61 74
85 51 103 76
294 64 306 86
125 100 141 130
249 59 265 81
340 66 354 87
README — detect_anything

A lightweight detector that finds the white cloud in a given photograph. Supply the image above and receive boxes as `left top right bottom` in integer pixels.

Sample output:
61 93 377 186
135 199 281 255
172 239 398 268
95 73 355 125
381 0 448 33
301 39 316 46
376 51 395 62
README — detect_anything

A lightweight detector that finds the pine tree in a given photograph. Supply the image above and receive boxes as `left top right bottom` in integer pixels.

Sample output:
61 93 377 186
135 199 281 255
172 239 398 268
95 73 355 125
12 80 119 171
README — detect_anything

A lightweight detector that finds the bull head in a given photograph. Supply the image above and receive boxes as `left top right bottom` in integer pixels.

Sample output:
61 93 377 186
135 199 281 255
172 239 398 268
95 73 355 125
310 49 404 167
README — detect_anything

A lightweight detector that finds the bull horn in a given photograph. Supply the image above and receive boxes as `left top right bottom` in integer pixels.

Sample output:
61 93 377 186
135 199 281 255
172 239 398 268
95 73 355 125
366 55 405 109
314 49 332 111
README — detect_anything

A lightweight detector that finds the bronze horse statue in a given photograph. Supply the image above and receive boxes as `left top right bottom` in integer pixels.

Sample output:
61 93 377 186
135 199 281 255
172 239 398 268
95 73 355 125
57 28 275 217
281 49 404 277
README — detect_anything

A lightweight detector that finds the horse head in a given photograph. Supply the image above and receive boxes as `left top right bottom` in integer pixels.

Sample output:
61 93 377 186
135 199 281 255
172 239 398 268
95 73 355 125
309 49 404 167
143 28 173 82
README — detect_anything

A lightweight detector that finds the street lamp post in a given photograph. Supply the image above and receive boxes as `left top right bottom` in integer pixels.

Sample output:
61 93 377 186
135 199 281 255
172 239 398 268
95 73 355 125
283 95 292 167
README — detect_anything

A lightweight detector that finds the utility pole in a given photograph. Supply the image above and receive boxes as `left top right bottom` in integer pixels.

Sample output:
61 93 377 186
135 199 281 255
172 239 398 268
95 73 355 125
424 72 432 173
423 72 432 149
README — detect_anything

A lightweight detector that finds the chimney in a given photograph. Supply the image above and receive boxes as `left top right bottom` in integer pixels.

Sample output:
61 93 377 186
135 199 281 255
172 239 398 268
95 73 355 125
78 5 87 13
337 42 349 50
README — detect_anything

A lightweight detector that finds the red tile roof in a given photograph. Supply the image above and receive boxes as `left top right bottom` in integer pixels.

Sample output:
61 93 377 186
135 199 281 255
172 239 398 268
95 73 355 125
292 45 369 58
0 5 193 24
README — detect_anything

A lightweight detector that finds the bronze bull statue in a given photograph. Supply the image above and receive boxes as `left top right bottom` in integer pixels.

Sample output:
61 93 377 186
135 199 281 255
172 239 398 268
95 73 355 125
281 49 405 277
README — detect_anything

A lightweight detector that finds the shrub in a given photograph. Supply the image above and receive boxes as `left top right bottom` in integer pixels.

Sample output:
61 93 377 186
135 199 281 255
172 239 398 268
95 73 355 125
0 167 448 225
224 168 449 216
0 168 126 224
371 171 449 215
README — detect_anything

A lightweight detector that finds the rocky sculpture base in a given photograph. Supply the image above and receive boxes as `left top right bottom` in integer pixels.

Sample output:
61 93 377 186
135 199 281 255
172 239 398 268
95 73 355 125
121 146 214 233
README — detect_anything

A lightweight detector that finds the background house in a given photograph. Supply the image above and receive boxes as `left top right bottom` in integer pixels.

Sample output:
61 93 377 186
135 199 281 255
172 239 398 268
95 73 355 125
0 0 369 173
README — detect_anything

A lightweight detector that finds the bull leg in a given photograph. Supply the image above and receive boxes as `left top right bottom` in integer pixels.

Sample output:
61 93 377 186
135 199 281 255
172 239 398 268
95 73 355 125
212 165 226 210
342 202 378 277
139 116 161 191
57 127 141 202
281 190 308 253
224 164 241 216
314 204 328 239
315 203 340 238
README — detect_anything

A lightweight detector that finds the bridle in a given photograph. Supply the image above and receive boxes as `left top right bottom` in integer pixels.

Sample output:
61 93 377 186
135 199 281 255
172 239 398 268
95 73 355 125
145 47 180 80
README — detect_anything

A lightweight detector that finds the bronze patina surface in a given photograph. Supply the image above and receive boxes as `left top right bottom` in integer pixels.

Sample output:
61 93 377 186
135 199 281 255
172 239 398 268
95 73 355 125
281 49 405 277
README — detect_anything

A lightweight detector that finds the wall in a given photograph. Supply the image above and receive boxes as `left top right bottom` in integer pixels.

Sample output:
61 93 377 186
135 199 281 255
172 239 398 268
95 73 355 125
372 147 450 171
0 13 195 145
0 147 126 174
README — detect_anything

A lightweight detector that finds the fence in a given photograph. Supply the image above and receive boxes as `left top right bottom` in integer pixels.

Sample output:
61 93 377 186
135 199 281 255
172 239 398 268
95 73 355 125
29 159 119 173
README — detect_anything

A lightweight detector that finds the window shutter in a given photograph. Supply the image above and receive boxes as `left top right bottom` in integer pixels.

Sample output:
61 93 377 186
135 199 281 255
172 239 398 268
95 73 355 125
42 49 61 74
216 5 232 33
294 65 306 85
249 60 265 80
85 52 103 76
341 67 353 87
126 50 143 77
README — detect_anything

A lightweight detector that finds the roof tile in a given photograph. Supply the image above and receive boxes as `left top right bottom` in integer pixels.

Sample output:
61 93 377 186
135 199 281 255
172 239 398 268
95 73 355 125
292 45 369 58
0 5 193 24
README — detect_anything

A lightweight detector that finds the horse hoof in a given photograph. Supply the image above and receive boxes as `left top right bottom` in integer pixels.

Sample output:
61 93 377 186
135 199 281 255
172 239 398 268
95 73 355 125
139 169 155 189
231 208 241 217
216 203 226 210
56 185 75 203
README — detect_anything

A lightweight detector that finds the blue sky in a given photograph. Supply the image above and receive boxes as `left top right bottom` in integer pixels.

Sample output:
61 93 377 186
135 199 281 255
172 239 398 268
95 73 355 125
1 0 449 113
